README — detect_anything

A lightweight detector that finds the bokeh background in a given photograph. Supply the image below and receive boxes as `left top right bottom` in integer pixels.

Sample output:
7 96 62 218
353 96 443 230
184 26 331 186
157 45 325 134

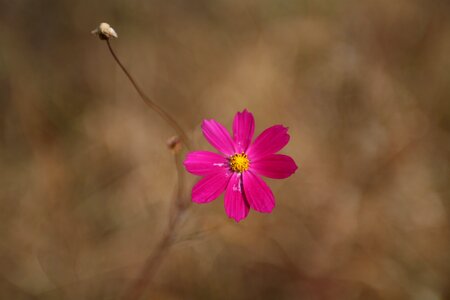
1 0 450 299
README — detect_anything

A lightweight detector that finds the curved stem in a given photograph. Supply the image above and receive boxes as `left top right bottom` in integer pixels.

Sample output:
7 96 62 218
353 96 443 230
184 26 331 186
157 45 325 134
122 150 189 300
105 39 191 150
103 37 193 299
122 220 175 300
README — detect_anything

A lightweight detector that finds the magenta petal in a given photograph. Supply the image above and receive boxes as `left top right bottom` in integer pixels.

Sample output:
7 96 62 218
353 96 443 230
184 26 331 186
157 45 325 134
251 154 298 179
192 171 231 203
246 125 290 159
232 109 255 153
201 119 235 156
184 151 227 176
243 171 275 213
224 173 250 222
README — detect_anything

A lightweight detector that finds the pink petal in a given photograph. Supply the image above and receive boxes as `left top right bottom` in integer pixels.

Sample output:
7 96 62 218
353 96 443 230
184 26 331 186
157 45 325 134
184 151 228 176
232 109 255 153
243 171 275 213
224 173 250 222
192 171 231 203
201 119 235 156
251 154 298 179
246 125 290 159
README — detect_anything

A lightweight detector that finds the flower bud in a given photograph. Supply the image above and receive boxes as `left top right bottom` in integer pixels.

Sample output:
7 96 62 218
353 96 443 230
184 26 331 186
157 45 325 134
167 136 182 153
91 22 118 40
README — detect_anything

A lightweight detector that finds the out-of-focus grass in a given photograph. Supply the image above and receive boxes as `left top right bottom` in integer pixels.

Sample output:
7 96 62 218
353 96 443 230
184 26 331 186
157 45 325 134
0 0 449 299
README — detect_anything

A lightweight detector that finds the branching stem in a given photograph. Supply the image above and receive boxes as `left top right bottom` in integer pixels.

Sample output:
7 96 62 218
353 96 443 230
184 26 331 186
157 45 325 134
102 37 192 300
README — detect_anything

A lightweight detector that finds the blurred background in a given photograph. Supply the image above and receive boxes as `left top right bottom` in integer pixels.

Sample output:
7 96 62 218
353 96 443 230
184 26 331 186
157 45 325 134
1 0 450 299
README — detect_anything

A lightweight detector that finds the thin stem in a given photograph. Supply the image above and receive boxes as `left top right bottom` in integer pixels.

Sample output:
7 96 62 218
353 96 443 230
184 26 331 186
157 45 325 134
105 39 191 150
122 149 189 300
122 220 176 300
103 37 192 299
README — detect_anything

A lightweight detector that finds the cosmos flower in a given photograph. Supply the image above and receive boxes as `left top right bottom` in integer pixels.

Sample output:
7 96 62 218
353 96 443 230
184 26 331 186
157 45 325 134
184 109 298 222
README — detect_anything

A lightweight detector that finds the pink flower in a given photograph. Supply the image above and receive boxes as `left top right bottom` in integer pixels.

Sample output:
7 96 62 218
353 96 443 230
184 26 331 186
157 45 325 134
184 109 298 222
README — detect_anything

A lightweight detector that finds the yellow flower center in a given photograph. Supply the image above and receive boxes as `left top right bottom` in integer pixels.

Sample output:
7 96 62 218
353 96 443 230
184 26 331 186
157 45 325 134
230 153 250 173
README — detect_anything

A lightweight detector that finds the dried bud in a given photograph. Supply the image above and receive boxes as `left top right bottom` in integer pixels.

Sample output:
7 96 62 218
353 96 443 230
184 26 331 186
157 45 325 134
167 136 182 153
91 22 118 40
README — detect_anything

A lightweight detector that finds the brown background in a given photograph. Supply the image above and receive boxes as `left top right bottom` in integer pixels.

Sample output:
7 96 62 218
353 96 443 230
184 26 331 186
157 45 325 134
1 0 449 299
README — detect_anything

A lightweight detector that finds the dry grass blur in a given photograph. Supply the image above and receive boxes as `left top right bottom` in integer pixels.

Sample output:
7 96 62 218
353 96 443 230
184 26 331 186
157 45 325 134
1 0 450 299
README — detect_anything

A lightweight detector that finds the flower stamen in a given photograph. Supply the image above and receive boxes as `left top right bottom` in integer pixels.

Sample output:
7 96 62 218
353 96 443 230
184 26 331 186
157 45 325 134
230 153 250 173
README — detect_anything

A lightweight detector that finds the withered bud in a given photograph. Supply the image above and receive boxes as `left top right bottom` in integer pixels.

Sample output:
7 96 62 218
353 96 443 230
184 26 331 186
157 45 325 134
167 136 182 153
91 22 118 40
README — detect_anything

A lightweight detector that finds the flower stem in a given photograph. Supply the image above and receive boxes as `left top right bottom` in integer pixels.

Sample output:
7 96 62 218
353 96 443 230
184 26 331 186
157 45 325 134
122 149 189 300
102 37 192 299
105 39 191 150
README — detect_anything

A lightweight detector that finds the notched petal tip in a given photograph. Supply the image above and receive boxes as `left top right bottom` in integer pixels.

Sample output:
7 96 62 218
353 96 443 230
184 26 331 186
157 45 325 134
251 154 298 179
230 214 247 222
233 109 255 153
200 119 212 128
247 124 291 159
